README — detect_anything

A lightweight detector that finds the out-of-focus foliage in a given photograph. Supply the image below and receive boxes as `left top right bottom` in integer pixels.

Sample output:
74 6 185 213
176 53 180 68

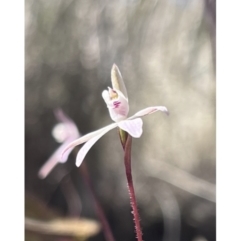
25 193 100 241
25 0 215 240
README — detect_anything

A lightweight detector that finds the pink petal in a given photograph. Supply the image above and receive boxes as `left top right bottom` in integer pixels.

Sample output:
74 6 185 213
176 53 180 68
54 109 80 139
38 140 74 179
39 109 81 179
117 118 143 138
58 138 76 163
102 88 129 122
38 153 59 179
76 123 118 167
128 106 169 120
54 108 72 124
61 122 118 162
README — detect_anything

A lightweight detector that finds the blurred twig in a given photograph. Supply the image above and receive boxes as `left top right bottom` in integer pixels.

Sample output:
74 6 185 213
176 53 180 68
25 217 100 238
152 184 181 241
60 174 82 217
148 161 216 202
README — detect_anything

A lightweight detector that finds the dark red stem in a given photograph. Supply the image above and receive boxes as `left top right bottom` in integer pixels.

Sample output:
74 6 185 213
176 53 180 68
123 135 143 241
80 162 116 241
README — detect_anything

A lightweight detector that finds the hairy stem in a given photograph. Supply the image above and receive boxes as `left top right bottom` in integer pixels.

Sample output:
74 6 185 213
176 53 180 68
123 134 143 241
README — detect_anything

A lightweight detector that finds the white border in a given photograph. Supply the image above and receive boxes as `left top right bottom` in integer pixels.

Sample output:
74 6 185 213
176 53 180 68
1 1 240 240
217 1 240 240
1 1 24 240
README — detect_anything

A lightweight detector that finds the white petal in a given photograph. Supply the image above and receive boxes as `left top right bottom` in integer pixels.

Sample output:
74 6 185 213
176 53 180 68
76 123 118 167
128 106 169 120
102 90 111 103
61 122 118 161
52 123 69 143
117 118 143 138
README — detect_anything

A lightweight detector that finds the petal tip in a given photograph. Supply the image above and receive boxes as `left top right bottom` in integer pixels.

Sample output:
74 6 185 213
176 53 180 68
112 63 117 68
75 161 81 167
158 106 169 116
165 108 170 116
38 171 45 179
133 130 143 138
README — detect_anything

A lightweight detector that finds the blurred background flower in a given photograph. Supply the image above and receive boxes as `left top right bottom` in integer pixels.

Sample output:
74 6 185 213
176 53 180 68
38 108 80 179
25 0 215 240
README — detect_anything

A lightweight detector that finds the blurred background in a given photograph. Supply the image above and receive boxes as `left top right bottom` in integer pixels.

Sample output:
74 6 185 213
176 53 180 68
25 0 216 240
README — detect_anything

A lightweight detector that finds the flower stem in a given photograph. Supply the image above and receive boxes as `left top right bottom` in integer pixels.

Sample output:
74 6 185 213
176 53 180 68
122 133 143 241
79 162 116 241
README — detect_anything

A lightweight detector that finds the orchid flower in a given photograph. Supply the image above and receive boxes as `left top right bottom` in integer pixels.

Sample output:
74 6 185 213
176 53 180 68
62 64 169 167
38 109 80 179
